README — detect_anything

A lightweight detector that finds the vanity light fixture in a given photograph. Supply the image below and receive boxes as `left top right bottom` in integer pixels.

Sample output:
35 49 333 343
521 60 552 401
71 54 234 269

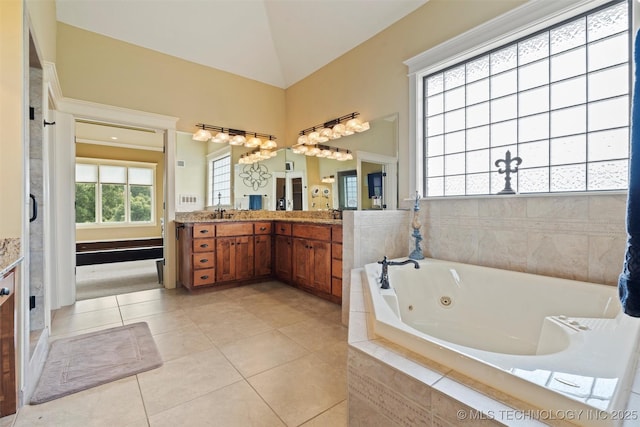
321 175 335 183
296 112 369 146
292 143 353 161
192 123 277 150
238 147 278 165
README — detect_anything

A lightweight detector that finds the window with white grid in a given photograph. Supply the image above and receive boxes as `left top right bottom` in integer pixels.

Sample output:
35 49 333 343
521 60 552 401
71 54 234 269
423 0 630 197
209 154 231 206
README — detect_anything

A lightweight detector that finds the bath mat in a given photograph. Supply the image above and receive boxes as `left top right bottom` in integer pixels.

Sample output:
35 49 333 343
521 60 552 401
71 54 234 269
31 322 162 404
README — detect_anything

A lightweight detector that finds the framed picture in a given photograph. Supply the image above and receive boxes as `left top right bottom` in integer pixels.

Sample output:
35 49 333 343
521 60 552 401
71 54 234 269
285 161 294 171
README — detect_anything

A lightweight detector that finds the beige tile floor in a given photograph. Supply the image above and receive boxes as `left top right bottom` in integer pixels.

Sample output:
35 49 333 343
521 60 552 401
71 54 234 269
5 281 348 427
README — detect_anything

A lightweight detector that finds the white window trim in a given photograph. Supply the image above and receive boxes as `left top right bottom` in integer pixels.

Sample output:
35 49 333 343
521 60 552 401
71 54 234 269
404 0 634 196
75 157 157 227
206 147 232 207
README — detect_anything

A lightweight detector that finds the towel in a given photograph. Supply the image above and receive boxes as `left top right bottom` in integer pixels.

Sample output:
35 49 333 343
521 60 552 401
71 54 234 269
619 30 640 317
249 195 262 210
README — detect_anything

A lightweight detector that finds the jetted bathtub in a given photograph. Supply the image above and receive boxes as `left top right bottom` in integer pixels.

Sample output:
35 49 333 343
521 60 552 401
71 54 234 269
363 258 640 427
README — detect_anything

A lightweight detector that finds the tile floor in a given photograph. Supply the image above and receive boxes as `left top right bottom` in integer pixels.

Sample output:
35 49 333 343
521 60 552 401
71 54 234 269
3 281 348 427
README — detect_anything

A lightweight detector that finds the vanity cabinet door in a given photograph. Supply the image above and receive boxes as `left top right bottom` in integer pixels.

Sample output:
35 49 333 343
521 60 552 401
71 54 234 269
309 240 331 294
254 234 272 277
216 236 254 282
274 235 292 282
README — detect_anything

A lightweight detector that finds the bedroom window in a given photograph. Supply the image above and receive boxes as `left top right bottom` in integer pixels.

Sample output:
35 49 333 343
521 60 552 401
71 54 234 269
418 0 630 197
75 160 156 225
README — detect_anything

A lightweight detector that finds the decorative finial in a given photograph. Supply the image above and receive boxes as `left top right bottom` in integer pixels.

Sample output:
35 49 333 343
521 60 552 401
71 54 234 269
495 150 522 195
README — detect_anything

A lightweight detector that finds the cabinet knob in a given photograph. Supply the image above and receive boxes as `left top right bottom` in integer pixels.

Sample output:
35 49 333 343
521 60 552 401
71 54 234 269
199 258 208 263
260 227 267 231
199 229 209 234
0 288 9 296
200 275 209 280
200 243 209 248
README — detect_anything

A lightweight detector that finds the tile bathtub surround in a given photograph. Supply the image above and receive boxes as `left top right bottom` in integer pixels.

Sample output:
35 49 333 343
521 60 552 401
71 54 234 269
347 269 640 427
9 281 347 427
398 193 628 286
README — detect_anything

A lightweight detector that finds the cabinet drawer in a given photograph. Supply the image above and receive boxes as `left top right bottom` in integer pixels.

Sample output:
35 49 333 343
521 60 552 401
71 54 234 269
332 258 342 279
216 222 253 236
193 224 215 237
192 253 214 269
193 238 215 252
193 268 215 286
255 222 272 235
332 243 342 260
274 222 292 236
332 225 343 243
292 224 330 241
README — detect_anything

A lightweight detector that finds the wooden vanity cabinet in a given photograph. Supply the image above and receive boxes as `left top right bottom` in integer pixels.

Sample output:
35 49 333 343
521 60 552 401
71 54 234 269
291 224 332 295
0 268 16 417
177 223 216 289
216 223 254 282
331 225 343 298
254 222 272 277
274 222 292 282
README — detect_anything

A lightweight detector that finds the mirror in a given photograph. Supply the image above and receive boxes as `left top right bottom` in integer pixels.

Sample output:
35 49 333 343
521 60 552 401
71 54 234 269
175 113 398 211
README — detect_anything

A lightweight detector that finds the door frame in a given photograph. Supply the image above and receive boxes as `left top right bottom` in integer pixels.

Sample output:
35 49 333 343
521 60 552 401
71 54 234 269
355 151 398 210
45 66 178 308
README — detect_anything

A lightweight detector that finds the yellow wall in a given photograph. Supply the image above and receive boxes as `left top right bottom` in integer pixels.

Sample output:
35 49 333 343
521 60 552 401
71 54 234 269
0 0 25 238
55 0 526 201
75 143 164 242
26 0 56 63
56 23 286 138
285 0 526 198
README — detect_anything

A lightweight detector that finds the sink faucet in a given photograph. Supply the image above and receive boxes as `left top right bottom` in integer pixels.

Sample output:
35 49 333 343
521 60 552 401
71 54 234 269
377 256 420 289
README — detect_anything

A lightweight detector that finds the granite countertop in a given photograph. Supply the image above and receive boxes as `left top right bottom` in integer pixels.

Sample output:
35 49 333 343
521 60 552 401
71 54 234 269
0 238 22 276
175 210 342 225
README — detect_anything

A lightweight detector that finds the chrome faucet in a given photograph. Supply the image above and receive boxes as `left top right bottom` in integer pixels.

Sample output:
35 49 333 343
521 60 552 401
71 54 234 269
377 256 420 289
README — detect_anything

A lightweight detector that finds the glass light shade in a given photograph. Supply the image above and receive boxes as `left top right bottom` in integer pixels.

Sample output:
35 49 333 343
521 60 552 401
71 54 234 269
295 144 309 154
215 131 230 143
245 136 261 147
344 151 354 160
317 128 331 142
297 135 309 145
308 131 320 144
269 150 277 157
229 135 246 145
192 128 212 141
292 144 304 154
261 139 277 149
306 146 321 156
356 121 370 132
332 123 346 136
346 118 363 132
238 156 246 164
327 150 339 160
329 131 342 140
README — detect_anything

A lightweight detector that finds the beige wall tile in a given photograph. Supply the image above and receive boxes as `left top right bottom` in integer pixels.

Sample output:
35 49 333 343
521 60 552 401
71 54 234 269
527 233 589 281
526 196 589 220
477 229 527 272
588 235 626 286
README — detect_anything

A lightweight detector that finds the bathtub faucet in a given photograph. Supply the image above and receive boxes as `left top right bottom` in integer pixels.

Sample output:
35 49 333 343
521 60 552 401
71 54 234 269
377 256 420 289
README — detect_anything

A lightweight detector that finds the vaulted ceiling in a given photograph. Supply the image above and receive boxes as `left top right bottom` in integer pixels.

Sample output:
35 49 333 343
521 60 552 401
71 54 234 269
56 0 428 89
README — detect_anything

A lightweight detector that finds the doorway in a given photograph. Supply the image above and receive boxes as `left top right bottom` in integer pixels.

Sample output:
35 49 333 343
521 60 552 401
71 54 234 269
273 171 305 210
73 121 165 300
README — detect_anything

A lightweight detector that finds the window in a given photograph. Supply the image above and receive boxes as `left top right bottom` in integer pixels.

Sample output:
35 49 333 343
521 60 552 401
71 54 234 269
338 170 358 210
75 159 156 225
420 0 630 197
208 154 231 207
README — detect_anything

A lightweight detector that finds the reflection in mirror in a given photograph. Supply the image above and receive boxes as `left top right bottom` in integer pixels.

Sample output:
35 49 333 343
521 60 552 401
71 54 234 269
175 113 398 211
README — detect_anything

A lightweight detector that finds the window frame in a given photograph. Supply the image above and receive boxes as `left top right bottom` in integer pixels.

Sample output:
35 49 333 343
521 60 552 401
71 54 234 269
404 0 635 198
75 157 157 228
206 148 233 208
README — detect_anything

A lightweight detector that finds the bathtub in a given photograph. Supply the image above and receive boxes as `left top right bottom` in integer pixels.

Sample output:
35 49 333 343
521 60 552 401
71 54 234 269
362 258 640 426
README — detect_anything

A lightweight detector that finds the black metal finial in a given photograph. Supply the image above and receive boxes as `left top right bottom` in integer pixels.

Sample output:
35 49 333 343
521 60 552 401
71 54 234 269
495 150 522 195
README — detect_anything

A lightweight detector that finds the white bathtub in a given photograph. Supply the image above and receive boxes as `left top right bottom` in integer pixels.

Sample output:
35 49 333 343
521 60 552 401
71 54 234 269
363 258 640 426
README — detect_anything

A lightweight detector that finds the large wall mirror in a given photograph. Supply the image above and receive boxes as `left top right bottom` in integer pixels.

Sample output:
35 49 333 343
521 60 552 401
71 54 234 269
175 113 399 212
